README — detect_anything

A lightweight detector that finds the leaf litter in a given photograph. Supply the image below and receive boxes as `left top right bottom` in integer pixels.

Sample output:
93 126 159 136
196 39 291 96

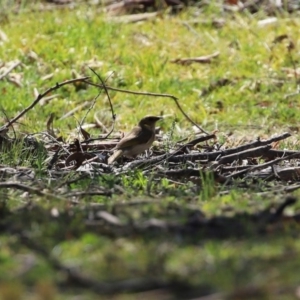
1 6 300 295
1 73 300 243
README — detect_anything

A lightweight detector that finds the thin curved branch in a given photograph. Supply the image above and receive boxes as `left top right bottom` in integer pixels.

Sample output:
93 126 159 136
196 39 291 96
0 77 90 131
84 80 209 135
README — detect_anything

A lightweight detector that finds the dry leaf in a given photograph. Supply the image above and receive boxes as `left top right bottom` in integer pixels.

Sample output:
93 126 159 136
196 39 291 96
171 51 220 65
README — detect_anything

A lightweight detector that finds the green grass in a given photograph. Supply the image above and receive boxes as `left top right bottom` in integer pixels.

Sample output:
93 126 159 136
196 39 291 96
1 4 299 135
1 2 300 299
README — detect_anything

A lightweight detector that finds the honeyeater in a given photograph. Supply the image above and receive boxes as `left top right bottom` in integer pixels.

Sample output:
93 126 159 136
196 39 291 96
108 115 162 164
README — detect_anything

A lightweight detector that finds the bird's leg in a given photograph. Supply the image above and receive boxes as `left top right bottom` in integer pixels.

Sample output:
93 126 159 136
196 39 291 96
145 149 152 158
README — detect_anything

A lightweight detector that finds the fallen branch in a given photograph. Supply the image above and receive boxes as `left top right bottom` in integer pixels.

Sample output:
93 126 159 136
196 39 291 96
262 149 300 160
227 151 300 180
218 145 272 165
181 133 216 147
222 132 291 156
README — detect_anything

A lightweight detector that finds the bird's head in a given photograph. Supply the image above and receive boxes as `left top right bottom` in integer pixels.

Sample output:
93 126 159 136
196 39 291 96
138 115 162 130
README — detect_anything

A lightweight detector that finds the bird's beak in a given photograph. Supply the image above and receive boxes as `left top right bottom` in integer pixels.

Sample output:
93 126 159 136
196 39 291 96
151 116 163 122
159 114 173 119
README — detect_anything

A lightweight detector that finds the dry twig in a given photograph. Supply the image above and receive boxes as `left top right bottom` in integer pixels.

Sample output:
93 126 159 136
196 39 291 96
84 80 209 134
0 77 90 132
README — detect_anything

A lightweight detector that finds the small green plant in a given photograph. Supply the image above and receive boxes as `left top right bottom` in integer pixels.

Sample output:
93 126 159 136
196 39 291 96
199 170 218 202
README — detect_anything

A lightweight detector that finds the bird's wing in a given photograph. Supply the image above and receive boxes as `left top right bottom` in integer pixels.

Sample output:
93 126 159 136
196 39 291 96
117 126 153 150
108 149 123 164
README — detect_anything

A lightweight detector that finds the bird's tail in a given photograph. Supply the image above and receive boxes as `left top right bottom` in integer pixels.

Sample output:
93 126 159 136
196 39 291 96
108 149 123 164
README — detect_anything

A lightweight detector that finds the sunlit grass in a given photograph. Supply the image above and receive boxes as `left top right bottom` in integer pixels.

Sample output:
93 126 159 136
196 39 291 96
1 5 299 137
1 2 300 299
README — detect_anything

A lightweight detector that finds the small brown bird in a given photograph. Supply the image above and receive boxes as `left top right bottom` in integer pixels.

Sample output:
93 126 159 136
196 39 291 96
108 115 162 164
